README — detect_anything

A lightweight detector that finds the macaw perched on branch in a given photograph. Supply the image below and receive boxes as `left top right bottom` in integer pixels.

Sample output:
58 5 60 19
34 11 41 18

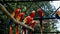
9 8 21 34
14 8 21 34
37 8 44 33
23 10 36 34
55 10 60 19
17 12 25 34
22 16 32 34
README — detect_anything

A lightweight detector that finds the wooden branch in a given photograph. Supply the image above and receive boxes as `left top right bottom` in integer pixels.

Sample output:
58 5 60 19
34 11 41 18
0 4 34 31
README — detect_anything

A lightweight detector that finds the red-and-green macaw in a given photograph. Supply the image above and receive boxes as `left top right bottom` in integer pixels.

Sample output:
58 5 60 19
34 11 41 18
23 10 35 34
9 8 20 34
37 8 44 33
15 11 25 34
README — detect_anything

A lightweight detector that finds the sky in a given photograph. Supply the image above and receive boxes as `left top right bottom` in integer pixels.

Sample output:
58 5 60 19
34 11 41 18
50 1 60 10
50 1 60 31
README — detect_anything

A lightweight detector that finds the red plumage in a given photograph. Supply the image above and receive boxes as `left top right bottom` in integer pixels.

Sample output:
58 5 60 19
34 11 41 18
30 11 35 18
24 11 35 26
13 8 21 34
37 8 43 17
14 8 21 18
19 12 25 22
10 8 21 34
29 21 36 28
37 8 43 33
24 16 33 25
9 26 12 34
16 26 19 34
23 11 35 34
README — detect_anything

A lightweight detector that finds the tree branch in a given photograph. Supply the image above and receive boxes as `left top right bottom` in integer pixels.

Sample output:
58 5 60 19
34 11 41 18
51 7 60 16
0 4 34 31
